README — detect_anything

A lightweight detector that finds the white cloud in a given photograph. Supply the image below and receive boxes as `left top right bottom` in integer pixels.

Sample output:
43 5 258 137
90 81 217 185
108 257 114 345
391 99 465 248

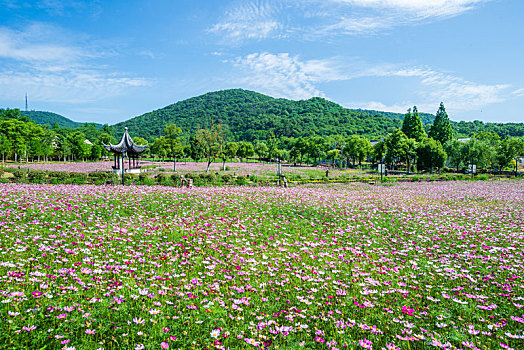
209 1 284 43
333 0 488 17
232 51 511 113
211 0 493 41
512 88 524 97
0 23 151 104
233 52 324 99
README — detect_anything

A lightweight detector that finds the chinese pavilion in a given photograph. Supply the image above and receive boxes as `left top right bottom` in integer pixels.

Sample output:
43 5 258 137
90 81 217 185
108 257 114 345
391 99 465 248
104 127 148 175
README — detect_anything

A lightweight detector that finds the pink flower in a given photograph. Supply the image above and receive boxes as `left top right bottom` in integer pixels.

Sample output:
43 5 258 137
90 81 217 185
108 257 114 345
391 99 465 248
359 338 373 349
401 306 415 316
161 342 169 349
315 337 325 343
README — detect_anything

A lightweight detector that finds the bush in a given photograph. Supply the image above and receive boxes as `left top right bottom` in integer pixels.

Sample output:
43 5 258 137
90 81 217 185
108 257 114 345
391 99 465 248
48 171 70 182
222 174 232 183
199 173 215 181
13 169 26 181
139 172 149 183
235 176 247 185
71 174 87 185
155 173 166 184
27 170 46 183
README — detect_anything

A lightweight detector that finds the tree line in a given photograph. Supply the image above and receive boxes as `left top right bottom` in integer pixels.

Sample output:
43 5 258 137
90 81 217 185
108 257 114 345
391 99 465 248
1 103 523 174
0 109 126 163
148 102 524 174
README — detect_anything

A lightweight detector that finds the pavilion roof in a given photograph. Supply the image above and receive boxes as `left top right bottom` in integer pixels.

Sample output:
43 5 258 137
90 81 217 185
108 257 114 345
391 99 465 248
104 127 148 154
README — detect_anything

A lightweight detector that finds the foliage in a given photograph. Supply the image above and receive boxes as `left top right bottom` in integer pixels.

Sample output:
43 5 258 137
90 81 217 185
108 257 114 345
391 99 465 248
21 110 101 129
429 102 454 145
401 106 426 141
416 137 447 171
111 89 408 141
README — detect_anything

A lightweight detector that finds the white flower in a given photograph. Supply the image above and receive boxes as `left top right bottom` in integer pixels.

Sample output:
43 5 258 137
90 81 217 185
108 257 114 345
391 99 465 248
211 329 221 338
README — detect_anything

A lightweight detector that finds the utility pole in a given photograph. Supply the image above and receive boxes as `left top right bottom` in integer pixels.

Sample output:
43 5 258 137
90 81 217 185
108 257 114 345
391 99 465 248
25 93 28 111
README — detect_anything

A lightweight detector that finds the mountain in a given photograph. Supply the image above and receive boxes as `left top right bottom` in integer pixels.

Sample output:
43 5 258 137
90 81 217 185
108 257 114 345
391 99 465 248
350 109 435 125
21 110 101 129
113 89 524 140
113 89 405 141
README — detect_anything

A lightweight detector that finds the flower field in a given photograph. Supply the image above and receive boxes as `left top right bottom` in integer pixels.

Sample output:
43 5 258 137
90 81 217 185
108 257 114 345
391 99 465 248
0 181 523 350
5 161 354 178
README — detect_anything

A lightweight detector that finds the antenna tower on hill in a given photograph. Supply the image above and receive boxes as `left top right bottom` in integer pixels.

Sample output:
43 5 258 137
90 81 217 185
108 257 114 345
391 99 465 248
25 93 28 111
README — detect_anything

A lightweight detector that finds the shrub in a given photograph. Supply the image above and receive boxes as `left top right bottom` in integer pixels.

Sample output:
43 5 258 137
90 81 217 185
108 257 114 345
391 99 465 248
27 170 46 183
235 176 247 186
71 174 87 185
139 172 149 183
155 173 166 184
13 169 26 181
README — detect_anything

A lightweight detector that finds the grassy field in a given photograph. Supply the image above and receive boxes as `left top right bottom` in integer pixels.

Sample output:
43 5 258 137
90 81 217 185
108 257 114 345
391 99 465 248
0 181 523 349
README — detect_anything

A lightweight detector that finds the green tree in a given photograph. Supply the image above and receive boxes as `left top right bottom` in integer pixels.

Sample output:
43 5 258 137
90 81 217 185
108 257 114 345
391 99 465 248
223 142 239 170
326 149 340 167
151 136 169 161
254 141 268 162
164 123 183 171
237 141 254 163
343 135 372 168
195 126 222 173
385 129 409 169
371 140 387 167
417 138 447 173
402 107 426 142
444 139 464 172
267 133 280 162
462 138 494 171
0 133 11 164
496 137 524 173
429 102 453 145
91 144 103 160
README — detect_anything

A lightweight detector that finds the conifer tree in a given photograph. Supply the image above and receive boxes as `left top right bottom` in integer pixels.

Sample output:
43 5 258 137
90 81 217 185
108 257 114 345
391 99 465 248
401 106 426 141
429 102 453 145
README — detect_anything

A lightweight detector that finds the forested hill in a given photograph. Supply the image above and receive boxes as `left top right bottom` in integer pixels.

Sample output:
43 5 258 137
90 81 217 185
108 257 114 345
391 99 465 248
351 109 435 125
113 89 406 141
21 110 101 129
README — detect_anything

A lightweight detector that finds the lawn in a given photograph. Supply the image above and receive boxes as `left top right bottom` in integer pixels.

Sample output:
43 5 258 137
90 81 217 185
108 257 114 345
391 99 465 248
0 181 522 349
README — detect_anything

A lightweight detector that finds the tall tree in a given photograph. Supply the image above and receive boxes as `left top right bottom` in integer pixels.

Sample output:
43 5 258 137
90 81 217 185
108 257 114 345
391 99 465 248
444 139 464 172
237 141 254 163
254 141 268 162
194 125 223 173
164 123 183 172
402 106 426 141
223 142 239 170
496 137 524 173
343 135 372 168
0 133 11 164
417 138 447 173
429 102 453 145
385 129 409 169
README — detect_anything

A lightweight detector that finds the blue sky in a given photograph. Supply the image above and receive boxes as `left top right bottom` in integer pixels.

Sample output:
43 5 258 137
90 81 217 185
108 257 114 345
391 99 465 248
0 0 523 124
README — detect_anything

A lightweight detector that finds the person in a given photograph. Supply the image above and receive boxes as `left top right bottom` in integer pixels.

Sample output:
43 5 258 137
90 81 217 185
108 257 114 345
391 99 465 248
325 169 329 178
282 176 288 188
